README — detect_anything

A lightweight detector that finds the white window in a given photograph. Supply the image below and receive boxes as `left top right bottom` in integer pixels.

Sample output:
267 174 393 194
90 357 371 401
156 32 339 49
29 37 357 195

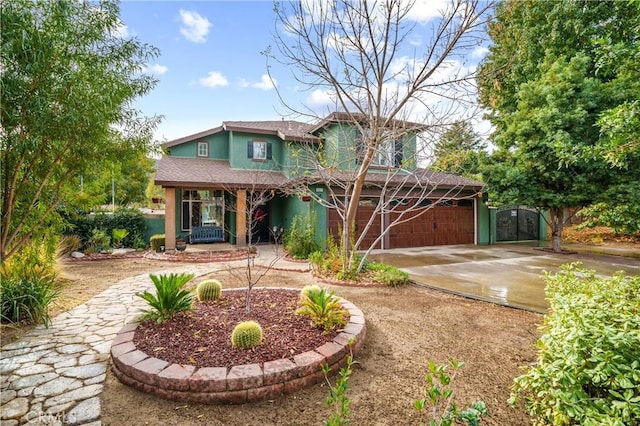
252 140 267 160
197 142 208 157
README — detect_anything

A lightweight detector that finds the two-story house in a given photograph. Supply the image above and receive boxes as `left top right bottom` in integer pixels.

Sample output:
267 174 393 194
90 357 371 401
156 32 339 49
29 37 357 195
154 112 487 250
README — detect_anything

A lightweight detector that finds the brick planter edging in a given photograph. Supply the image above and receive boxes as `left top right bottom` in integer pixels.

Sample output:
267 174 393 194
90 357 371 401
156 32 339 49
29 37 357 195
110 288 366 404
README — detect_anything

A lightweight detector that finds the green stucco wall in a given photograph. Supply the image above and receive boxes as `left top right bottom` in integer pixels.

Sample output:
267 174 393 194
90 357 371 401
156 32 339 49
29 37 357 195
168 133 229 159
228 131 283 170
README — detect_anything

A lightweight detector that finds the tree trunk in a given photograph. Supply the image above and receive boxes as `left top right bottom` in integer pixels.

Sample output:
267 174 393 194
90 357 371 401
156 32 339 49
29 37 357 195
549 207 564 253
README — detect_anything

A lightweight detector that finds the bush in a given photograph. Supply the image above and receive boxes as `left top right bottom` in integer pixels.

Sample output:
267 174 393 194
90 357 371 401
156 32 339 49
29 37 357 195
366 262 409 287
285 212 321 259
63 208 147 250
150 234 165 252
56 235 82 258
296 287 348 332
509 263 640 425
136 273 195 324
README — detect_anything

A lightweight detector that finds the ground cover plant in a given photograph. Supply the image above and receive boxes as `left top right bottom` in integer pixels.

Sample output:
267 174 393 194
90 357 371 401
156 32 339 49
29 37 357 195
510 263 640 425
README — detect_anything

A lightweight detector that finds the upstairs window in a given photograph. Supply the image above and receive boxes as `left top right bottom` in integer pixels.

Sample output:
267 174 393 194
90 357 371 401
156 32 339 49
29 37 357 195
357 128 404 167
197 141 208 157
247 140 272 161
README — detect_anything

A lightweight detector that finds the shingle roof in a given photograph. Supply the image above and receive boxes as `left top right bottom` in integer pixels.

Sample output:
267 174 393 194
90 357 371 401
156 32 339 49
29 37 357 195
162 120 319 149
154 156 290 189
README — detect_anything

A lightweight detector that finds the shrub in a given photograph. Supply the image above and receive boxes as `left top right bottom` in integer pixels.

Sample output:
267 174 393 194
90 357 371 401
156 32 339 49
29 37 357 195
296 288 348 332
300 284 322 303
86 228 110 253
150 234 165 252
231 320 263 349
285 212 321 259
56 235 82 258
415 359 488 426
509 263 640 425
197 279 222 301
0 275 60 327
367 262 409 287
136 273 195 324
63 208 146 249
112 228 129 248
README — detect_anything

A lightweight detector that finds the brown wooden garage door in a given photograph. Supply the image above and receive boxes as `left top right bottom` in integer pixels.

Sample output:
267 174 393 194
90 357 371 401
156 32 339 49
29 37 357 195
328 199 475 249
388 200 475 248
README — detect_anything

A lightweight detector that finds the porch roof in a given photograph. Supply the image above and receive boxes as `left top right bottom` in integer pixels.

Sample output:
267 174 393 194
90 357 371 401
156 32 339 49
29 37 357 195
154 156 290 189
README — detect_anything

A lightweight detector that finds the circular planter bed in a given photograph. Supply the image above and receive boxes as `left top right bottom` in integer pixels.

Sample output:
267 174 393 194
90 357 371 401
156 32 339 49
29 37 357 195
110 288 366 404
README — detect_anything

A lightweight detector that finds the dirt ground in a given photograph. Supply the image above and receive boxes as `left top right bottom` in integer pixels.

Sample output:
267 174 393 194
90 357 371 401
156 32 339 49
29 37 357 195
34 256 541 425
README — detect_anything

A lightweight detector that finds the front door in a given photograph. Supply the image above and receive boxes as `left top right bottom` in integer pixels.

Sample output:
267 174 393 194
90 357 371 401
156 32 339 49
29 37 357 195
250 203 270 244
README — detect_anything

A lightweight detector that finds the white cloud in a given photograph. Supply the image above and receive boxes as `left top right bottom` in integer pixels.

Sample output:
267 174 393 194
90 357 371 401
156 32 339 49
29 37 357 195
403 0 449 24
141 64 168 75
471 46 489 59
252 74 277 90
179 9 211 43
113 21 129 38
199 71 228 88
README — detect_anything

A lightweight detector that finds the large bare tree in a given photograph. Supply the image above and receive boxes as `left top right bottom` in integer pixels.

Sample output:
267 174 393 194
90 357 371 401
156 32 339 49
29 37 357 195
270 0 491 273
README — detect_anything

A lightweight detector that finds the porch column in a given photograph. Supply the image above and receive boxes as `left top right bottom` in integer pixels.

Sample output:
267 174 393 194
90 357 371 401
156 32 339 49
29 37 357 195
236 189 247 247
164 187 176 250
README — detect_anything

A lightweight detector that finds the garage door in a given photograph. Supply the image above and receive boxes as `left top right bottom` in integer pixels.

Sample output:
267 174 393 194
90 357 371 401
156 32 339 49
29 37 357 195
328 199 475 249
327 200 383 249
389 199 475 248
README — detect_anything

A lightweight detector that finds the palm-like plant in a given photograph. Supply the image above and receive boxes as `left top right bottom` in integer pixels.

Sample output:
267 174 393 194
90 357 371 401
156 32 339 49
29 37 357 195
296 288 347 332
136 272 195 323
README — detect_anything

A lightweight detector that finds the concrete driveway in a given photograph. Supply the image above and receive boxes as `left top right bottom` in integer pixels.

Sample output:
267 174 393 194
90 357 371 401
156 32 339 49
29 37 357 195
369 244 640 313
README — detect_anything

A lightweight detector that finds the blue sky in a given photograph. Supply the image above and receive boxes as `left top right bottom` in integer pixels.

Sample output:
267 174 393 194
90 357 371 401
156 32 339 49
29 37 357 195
118 1 490 143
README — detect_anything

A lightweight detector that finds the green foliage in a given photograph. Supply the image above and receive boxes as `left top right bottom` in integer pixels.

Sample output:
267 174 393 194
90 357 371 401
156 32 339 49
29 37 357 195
296 288 347 332
197 279 222 302
300 284 322 303
87 229 111 253
578 183 640 237
230 320 263 349
323 341 357 426
431 121 487 180
309 237 362 281
63 208 147 250
509 263 640 425
0 0 160 261
56 235 82 258
414 360 488 426
111 228 129 248
0 246 60 327
366 262 409 287
284 213 321 259
136 273 195 324
150 234 166 252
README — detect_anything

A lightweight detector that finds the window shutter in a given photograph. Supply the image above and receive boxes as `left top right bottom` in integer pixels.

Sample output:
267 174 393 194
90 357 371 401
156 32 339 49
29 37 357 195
247 141 253 158
394 139 403 167
267 142 272 160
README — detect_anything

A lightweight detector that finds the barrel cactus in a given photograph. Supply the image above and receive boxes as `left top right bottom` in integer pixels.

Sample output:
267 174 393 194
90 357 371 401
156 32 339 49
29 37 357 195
231 321 263 349
197 279 222 301
299 284 322 303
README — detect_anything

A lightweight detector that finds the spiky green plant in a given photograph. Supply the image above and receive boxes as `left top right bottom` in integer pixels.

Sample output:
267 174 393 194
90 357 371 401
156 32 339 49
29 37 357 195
136 272 195 323
299 284 322 303
231 320 263 349
296 288 348 332
197 279 222 301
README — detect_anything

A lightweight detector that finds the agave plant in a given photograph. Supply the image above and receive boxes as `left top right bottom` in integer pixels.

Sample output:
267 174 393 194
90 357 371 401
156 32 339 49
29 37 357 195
136 272 195 323
296 288 347 332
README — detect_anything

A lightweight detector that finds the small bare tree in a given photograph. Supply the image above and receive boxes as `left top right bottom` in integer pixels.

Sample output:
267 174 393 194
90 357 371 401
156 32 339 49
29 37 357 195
219 171 286 313
270 0 491 273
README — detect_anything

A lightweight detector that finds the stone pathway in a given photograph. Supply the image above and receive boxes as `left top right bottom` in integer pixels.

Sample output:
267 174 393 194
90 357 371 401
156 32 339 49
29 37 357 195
1 264 216 425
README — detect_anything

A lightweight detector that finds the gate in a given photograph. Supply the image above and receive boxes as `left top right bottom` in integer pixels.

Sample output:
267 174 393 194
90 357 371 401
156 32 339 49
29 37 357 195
496 206 540 242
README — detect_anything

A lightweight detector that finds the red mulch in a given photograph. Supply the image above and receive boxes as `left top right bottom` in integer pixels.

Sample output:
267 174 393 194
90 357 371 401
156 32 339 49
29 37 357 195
133 289 343 369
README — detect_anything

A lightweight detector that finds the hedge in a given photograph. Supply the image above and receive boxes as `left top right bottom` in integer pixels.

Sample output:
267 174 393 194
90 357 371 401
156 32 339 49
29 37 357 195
63 208 147 250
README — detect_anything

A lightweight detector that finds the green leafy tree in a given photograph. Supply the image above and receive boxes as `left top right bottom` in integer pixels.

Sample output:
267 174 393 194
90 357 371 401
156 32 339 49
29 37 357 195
477 0 639 252
0 0 161 261
431 121 487 180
